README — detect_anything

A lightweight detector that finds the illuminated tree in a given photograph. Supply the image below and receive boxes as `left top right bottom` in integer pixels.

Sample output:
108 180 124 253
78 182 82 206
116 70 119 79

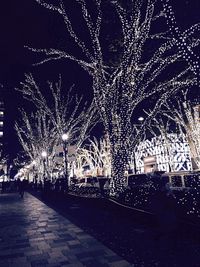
27 0 198 193
161 0 200 80
162 93 200 170
16 73 98 149
0 152 7 179
15 110 58 181
13 151 30 169
144 114 175 172
75 136 111 178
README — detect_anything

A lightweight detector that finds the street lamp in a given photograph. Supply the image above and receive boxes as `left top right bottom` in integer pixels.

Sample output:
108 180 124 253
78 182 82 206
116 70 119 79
41 151 47 182
41 151 47 158
132 117 144 174
138 116 144 122
62 133 69 192
62 133 69 142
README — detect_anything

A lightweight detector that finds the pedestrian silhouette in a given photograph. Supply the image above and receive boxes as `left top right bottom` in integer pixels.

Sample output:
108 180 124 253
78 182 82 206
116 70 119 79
18 178 26 198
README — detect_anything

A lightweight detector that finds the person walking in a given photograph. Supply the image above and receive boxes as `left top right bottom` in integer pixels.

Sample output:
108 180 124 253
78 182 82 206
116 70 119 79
18 178 26 198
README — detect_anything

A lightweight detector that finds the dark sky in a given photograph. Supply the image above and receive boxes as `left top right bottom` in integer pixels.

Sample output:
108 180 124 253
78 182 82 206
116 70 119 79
0 0 199 161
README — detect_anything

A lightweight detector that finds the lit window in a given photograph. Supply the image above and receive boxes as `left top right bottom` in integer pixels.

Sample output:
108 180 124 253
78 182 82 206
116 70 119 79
0 131 3 136
0 111 3 115
0 121 3 126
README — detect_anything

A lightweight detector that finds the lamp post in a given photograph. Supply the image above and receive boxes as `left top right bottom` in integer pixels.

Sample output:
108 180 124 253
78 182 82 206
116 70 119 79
133 116 145 174
32 160 37 185
62 133 69 192
41 151 47 183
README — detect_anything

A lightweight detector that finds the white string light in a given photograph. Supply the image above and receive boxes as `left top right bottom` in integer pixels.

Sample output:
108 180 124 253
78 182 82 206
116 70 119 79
27 0 199 193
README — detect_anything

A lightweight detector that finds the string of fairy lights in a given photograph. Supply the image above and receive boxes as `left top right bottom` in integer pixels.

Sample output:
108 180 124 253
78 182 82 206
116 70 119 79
24 0 199 194
15 75 97 182
161 0 200 82
16 74 97 148
162 94 200 170
15 110 58 181
75 136 111 178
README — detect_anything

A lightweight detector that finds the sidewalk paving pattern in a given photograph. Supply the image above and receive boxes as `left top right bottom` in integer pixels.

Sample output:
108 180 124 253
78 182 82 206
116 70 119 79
0 193 132 267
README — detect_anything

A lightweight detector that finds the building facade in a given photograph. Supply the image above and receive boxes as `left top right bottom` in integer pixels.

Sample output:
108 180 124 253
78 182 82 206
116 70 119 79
134 133 192 173
0 101 4 151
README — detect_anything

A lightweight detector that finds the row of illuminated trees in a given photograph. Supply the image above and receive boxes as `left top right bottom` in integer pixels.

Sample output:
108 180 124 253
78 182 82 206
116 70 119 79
15 78 200 188
13 0 199 194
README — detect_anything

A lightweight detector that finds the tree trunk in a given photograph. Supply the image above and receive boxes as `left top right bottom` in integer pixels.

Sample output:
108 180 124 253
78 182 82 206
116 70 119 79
109 130 131 195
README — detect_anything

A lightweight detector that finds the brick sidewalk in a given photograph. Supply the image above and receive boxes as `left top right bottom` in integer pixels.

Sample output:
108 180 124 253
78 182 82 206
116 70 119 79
0 193 132 267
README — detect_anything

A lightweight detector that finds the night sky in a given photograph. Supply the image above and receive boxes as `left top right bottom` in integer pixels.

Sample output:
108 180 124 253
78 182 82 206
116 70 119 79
0 0 199 161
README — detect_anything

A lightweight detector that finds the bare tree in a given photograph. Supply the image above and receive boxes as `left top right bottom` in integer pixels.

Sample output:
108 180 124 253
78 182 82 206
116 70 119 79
143 113 176 172
15 109 58 181
161 0 200 79
0 152 7 179
26 0 198 192
75 136 111 177
16 73 98 149
162 93 200 170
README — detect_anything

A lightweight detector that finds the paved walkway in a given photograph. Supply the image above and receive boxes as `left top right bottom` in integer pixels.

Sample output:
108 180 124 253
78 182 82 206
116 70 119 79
0 193 132 267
